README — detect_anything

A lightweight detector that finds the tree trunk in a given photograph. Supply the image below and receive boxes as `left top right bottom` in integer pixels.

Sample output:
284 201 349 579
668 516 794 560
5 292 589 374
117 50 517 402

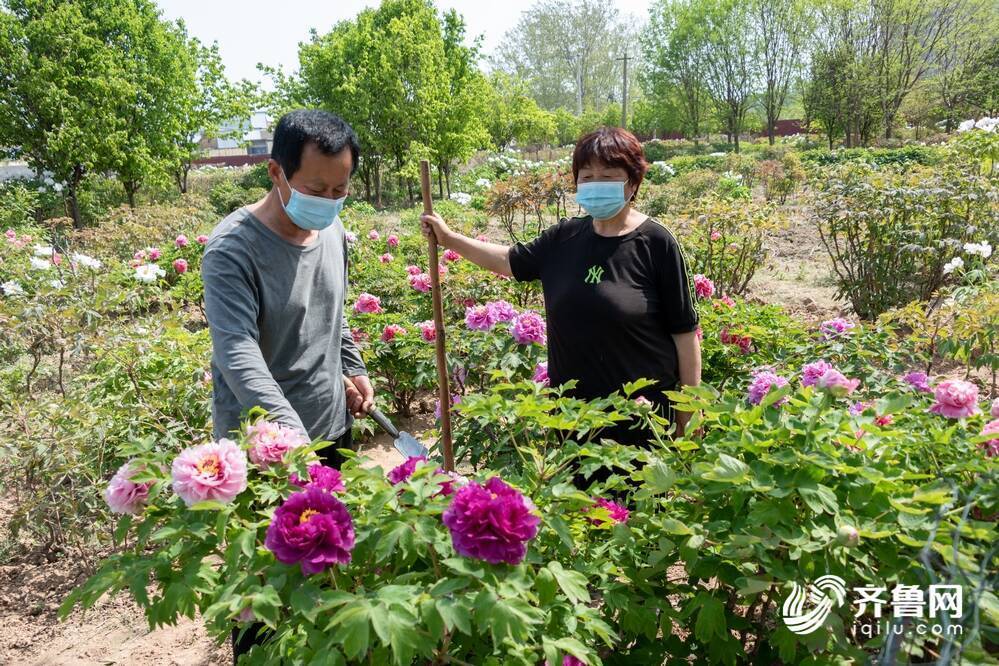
68 165 84 229
126 183 137 209
444 165 452 198
437 165 444 199
375 166 383 208
767 118 776 145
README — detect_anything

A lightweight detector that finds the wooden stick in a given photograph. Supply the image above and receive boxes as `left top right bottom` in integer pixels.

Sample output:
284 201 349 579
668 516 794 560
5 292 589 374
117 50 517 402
420 160 454 472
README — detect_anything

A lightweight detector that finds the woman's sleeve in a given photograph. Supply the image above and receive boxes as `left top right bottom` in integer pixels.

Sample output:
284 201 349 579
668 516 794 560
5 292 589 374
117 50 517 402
657 231 700 333
507 219 564 282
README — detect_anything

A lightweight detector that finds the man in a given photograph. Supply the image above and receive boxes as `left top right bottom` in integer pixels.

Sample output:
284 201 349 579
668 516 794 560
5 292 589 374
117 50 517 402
202 108 374 466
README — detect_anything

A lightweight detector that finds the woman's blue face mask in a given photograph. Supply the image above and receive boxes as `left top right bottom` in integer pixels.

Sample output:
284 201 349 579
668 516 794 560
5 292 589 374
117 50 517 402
575 180 629 220
278 168 345 231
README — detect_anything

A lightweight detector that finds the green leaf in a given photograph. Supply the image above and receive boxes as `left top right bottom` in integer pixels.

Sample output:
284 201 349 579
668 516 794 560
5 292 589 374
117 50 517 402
703 453 750 483
328 602 371 661
369 603 420 665
436 597 472 635
640 460 677 493
547 561 590 604
693 594 727 643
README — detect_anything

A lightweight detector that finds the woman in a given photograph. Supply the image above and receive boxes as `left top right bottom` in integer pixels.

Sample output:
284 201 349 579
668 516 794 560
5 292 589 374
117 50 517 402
421 126 702 446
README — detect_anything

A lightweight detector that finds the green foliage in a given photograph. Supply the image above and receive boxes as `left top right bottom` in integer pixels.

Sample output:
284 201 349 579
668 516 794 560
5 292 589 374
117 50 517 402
208 180 265 217
800 145 944 169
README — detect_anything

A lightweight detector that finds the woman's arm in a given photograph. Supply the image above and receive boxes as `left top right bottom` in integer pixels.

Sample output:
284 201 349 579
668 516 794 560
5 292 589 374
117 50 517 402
421 212 512 276
671 331 702 436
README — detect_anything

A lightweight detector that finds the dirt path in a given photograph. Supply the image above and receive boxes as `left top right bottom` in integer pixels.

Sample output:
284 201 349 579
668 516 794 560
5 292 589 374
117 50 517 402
0 422 423 666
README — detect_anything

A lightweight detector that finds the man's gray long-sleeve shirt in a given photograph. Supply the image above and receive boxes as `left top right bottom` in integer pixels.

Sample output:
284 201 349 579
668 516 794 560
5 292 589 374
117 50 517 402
202 206 367 442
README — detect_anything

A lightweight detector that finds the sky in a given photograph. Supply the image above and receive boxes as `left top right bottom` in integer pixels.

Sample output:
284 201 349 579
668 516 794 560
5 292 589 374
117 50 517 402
157 0 651 87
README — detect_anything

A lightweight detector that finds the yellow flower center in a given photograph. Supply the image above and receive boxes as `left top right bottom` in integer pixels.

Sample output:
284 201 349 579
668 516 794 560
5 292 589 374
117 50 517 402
196 454 221 477
299 509 320 524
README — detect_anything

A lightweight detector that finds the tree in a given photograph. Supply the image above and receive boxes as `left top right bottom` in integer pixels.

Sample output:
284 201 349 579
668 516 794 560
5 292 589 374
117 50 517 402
755 0 812 144
642 0 714 141
483 72 556 150
931 4 999 131
803 45 851 148
494 0 636 114
699 0 759 152
0 0 142 227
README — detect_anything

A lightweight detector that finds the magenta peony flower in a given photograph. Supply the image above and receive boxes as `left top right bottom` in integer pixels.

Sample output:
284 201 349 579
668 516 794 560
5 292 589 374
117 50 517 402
367 229 380 241
801 360 834 387
171 438 248 506
747 368 789 406
264 486 355 574
405 264 423 275
903 371 931 393
435 394 462 420
409 273 432 292
511 311 546 346
104 461 151 514
173 258 188 274
387 233 399 248
820 317 855 339
381 324 406 342
443 248 461 262
980 419 999 457
417 320 436 342
291 464 346 493
148 247 161 261
849 400 871 416
388 456 427 484
353 292 383 314
196 234 209 244
175 234 188 248
693 274 715 299
928 379 981 419
532 361 549 387
817 368 860 396
465 304 496 331
379 252 393 263
720 328 752 354
486 299 517 323
442 477 540 565
586 497 630 525
246 420 308 467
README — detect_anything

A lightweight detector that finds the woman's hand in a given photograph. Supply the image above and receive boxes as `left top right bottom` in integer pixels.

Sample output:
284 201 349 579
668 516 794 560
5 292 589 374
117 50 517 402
343 374 375 418
420 213 452 246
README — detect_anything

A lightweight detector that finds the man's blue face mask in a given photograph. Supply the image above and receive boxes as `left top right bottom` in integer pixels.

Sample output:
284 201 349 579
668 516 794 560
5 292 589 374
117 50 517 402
575 180 628 220
278 167 345 231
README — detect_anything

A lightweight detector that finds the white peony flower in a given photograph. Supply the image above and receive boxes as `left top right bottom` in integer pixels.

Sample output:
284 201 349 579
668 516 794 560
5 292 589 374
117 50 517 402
963 241 993 258
449 192 472 206
957 119 976 132
33 244 54 257
49 279 66 289
942 256 964 274
1 280 24 296
475 177 492 189
71 253 103 269
30 256 51 270
134 263 165 283
974 117 998 133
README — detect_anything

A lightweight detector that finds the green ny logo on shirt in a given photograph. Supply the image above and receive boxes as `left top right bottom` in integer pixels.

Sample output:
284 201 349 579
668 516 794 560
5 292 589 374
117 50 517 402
584 265 604 284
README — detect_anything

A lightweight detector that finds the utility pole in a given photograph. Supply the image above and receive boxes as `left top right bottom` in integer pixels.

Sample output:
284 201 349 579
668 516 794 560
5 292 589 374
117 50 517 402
615 52 630 129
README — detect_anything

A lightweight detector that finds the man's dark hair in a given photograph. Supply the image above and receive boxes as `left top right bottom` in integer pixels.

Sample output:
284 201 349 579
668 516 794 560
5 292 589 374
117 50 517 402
271 109 360 179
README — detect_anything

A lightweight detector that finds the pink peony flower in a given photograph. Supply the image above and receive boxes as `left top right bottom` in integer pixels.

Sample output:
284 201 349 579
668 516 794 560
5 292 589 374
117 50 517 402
418 320 436 342
820 317 855 339
747 368 789 406
351 327 368 344
443 248 460 262
465 304 496 331
148 247 161 261
510 311 547 346
928 379 980 419
264 486 355 574
903 371 931 393
381 324 406 342
104 461 151 514
801 360 834 387
435 394 462 420
291 464 346 494
171 439 248 506
980 419 999 457
710 231 722 241
196 234 209 244
875 414 894 426
486 300 517 323
461 297 477 308
438 262 448 276
849 400 871 416
175 234 188 248
4 229 15 240
133 249 146 262
387 234 399 248
991 398 999 419
51 252 62 266
405 264 423 275
246 420 308 467
353 292 383 314
532 361 549 387
173 258 188 274
344 231 357 245
720 328 752 354
442 477 540 565
693 274 715 299
817 369 860 396
409 273 432 292
379 252 393 263
585 497 630 526
367 229 380 240
695 326 703 340
387 456 427 484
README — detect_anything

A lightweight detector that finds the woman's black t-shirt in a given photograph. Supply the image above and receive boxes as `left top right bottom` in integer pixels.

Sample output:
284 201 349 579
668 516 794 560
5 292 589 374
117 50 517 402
507 215 698 410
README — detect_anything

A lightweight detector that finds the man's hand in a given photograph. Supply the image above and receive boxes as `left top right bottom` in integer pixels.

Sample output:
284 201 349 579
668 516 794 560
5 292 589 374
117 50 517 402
344 374 375 418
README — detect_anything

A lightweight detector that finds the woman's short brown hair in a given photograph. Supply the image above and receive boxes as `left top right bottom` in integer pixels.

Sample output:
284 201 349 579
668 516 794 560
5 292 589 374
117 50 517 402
571 126 649 198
